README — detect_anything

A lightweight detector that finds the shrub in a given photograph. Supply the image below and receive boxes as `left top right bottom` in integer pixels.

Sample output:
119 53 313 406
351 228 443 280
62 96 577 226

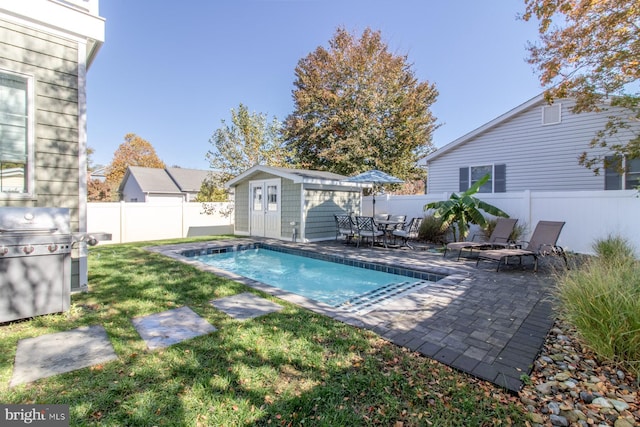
419 214 449 244
554 235 640 377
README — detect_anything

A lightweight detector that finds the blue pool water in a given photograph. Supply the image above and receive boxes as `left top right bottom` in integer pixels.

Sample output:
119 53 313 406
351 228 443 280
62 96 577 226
192 247 422 307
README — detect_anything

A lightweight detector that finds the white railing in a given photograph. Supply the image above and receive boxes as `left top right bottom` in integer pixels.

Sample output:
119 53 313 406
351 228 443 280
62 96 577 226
367 190 640 255
87 201 234 245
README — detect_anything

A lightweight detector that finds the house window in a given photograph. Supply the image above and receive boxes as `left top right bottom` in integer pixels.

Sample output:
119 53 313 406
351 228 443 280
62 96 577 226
542 104 561 125
459 164 506 193
605 155 640 190
0 71 32 195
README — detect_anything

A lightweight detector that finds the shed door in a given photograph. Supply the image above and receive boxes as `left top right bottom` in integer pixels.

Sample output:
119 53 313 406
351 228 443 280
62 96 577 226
249 179 281 238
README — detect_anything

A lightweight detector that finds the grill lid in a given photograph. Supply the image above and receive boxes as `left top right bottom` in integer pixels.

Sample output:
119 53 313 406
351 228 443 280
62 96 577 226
0 207 70 236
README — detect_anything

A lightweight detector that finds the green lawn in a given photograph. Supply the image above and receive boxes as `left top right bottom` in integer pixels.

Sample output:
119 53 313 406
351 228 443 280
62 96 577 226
0 237 528 426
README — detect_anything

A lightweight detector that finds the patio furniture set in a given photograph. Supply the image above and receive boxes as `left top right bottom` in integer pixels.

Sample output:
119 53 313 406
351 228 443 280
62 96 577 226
336 214 568 272
334 213 423 249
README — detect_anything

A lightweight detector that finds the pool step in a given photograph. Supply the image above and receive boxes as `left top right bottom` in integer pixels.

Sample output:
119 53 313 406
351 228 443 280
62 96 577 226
336 280 431 315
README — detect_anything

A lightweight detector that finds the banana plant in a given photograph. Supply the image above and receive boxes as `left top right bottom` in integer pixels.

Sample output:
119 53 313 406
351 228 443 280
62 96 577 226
424 174 509 242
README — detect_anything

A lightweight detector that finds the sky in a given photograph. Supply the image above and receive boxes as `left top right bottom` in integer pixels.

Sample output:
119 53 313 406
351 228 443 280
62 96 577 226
86 0 545 171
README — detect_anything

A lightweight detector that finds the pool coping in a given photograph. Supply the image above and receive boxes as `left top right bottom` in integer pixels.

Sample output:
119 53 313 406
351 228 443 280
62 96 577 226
146 238 556 393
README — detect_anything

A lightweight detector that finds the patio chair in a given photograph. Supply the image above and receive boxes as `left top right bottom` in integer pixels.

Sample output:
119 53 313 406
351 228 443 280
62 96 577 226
355 216 386 248
444 218 518 261
475 220 567 272
334 214 355 244
391 217 423 249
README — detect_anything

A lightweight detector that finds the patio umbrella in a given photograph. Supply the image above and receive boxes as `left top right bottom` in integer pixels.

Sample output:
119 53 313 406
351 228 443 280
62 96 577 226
343 169 404 217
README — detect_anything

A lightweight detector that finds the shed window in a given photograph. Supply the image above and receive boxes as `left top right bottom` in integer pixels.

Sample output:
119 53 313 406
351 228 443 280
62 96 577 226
0 71 32 195
459 164 506 193
605 155 640 190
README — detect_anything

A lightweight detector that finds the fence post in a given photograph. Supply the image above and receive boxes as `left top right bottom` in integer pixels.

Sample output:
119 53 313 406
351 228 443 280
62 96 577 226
120 201 126 243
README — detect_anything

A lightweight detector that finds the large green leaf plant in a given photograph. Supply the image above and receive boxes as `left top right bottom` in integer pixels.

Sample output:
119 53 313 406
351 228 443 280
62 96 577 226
424 174 509 242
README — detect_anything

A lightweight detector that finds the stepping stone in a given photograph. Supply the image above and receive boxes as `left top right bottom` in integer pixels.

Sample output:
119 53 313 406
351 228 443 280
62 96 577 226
211 292 283 320
131 306 216 350
10 325 117 386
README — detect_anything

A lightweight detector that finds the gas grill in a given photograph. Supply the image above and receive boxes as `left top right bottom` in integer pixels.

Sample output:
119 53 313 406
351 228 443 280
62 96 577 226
0 207 72 323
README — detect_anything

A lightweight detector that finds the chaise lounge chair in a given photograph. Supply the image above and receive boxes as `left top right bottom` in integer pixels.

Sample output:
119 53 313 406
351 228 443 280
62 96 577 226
444 218 518 261
475 220 567 271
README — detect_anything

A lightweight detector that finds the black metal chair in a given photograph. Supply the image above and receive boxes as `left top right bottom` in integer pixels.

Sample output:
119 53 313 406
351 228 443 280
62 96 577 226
391 217 423 249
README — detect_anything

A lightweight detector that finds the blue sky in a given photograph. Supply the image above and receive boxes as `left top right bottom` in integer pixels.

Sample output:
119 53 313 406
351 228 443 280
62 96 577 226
86 1 544 170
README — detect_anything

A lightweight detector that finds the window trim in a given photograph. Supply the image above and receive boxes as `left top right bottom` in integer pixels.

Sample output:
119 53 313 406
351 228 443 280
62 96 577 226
0 69 35 199
459 163 506 193
541 103 562 125
605 155 640 190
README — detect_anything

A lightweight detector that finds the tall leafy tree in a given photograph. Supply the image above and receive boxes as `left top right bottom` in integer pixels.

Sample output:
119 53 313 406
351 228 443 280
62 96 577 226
105 133 165 187
283 27 438 181
206 103 290 181
522 0 640 173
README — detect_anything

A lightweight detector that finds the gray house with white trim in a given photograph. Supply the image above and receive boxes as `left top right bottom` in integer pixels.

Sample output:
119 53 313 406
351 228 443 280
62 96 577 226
421 94 640 194
226 166 364 242
119 166 214 203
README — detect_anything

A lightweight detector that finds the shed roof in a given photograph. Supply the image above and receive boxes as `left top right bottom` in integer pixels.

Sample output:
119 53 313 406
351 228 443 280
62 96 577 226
226 165 365 188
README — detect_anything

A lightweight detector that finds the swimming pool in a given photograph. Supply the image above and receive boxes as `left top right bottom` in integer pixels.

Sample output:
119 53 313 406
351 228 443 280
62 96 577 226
185 244 442 312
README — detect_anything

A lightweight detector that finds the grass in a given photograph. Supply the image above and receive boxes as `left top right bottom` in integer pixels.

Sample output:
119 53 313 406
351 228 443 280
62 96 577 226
0 236 528 426
554 234 640 377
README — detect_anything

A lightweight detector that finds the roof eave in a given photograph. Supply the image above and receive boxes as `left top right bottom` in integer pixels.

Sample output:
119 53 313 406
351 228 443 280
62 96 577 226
423 93 546 163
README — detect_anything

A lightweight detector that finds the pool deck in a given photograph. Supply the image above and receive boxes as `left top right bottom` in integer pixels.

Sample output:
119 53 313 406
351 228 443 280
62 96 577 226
150 238 560 393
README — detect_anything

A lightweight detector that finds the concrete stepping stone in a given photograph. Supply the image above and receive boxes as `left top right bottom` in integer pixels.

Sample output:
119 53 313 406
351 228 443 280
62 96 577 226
132 306 216 350
10 325 117 386
211 292 283 320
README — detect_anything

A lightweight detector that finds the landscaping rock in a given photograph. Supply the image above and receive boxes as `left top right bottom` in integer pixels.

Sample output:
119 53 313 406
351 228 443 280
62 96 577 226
517 319 639 427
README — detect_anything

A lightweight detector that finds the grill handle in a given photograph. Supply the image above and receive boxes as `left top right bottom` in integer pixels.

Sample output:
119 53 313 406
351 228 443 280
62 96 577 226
0 228 58 233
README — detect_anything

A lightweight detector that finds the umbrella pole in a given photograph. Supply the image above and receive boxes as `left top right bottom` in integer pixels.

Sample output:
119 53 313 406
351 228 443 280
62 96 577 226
372 194 376 218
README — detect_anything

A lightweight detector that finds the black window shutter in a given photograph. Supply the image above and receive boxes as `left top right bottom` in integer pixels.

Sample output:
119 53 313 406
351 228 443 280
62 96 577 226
494 164 506 192
604 156 622 190
459 167 469 192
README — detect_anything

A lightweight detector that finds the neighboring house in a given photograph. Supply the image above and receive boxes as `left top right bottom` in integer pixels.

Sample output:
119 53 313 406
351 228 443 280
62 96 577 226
421 93 640 194
89 165 107 182
119 166 214 203
0 0 105 291
226 165 363 242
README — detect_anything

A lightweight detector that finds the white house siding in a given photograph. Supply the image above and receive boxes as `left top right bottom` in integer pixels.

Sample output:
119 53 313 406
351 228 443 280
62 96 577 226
0 18 84 287
426 99 638 194
304 188 360 241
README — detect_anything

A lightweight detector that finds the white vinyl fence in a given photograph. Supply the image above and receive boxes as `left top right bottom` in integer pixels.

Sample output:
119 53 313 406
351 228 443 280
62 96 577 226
367 189 640 255
87 202 234 244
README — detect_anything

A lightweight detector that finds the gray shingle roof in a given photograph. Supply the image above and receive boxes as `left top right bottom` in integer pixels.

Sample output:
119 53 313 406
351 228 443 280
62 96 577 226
127 166 181 193
166 167 213 192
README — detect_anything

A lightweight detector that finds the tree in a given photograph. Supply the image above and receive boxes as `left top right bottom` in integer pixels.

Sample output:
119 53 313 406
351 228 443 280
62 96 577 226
522 0 640 173
282 27 439 182
105 133 165 187
424 175 509 242
206 103 291 181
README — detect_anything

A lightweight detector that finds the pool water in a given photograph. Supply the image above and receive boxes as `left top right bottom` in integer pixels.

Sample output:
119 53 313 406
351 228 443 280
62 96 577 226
192 247 423 307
